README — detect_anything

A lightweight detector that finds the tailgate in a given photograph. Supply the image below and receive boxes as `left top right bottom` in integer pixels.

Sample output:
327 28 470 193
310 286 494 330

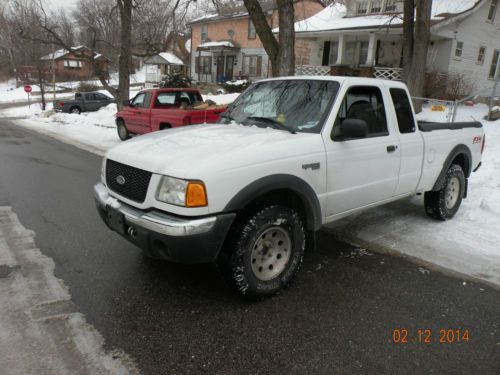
188 107 225 124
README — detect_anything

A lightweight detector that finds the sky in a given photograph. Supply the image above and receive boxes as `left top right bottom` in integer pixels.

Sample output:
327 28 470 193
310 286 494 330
44 0 79 10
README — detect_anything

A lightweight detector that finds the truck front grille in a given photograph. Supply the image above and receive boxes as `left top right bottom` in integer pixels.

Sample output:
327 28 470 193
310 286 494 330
106 159 152 203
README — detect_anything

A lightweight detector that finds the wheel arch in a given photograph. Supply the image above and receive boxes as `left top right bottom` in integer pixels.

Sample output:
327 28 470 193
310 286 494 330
224 174 322 231
432 144 472 191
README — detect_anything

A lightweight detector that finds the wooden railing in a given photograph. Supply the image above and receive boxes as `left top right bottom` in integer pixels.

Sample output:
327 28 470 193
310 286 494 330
295 65 331 76
373 67 403 81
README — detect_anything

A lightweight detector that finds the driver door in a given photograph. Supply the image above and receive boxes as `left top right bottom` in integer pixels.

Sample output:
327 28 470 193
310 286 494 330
324 84 401 217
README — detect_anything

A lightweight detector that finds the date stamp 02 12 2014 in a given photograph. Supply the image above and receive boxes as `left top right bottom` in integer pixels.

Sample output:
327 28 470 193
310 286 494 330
391 328 470 344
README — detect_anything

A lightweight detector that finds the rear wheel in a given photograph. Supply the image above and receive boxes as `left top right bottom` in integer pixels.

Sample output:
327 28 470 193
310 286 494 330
159 123 171 131
69 106 81 114
217 204 306 300
424 164 465 220
117 119 131 141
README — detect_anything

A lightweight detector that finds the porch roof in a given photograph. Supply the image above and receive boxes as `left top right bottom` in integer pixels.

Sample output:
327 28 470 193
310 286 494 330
288 0 481 36
145 52 184 65
196 41 240 52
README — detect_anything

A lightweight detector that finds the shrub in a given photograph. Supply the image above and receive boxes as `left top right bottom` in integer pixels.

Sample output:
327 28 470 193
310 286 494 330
77 82 100 92
159 73 191 88
222 79 251 93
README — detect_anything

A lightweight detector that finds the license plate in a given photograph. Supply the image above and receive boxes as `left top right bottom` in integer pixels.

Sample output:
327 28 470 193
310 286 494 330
106 206 125 235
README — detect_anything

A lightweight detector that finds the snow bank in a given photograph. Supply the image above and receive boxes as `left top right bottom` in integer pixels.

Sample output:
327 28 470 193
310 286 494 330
203 93 240 105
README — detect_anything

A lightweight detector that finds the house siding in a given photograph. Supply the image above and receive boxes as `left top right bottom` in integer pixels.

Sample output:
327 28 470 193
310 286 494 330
190 0 324 82
435 0 500 92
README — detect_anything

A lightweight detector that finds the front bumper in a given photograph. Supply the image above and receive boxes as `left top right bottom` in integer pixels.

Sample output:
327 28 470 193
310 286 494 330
94 182 235 263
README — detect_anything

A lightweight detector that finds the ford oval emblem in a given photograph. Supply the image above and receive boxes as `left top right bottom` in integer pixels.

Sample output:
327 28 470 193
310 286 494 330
116 175 126 185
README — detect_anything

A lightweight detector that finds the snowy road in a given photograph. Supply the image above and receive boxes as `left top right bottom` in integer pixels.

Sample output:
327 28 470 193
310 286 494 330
1 115 500 373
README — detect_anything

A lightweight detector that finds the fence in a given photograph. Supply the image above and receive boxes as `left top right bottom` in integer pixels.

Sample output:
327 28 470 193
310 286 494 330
373 67 403 81
295 65 331 76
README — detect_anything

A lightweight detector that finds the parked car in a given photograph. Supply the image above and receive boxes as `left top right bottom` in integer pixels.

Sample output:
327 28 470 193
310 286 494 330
114 88 226 140
94 77 484 299
53 92 114 114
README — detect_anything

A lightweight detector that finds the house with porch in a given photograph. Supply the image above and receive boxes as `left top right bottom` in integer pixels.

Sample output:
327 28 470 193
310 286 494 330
144 52 186 84
188 0 324 83
40 46 110 81
290 0 500 95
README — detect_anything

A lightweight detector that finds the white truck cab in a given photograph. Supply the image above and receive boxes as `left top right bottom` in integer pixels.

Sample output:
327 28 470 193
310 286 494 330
95 77 484 299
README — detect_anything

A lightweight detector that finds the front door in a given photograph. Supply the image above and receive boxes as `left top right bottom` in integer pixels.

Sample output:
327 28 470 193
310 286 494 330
217 56 225 83
225 56 234 81
324 84 401 217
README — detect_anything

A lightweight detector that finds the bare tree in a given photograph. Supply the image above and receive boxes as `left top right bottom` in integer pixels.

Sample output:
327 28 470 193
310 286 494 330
403 0 433 100
243 0 295 76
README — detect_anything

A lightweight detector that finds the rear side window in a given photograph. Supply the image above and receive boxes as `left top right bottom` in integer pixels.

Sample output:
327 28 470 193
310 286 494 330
390 88 416 134
155 92 177 105
334 85 388 138
84 93 95 100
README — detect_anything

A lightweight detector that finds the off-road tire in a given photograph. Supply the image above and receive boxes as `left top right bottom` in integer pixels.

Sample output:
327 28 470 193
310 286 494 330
117 119 131 141
217 204 306 300
424 164 465 220
70 106 81 114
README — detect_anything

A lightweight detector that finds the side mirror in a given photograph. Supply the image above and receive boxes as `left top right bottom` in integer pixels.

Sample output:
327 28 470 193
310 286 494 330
333 118 368 141
122 99 131 107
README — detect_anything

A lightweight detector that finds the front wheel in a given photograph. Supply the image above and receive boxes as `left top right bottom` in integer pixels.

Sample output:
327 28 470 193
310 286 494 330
424 164 465 220
116 119 131 141
217 205 306 299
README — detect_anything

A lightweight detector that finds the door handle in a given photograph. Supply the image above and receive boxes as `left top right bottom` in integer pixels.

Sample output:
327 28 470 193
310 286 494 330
387 145 398 153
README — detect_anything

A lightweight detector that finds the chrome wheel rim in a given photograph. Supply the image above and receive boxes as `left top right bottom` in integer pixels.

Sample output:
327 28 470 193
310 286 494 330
71 108 79 114
445 177 460 210
250 227 291 281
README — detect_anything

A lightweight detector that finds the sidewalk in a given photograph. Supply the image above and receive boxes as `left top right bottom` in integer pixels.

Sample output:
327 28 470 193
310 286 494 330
0 207 138 375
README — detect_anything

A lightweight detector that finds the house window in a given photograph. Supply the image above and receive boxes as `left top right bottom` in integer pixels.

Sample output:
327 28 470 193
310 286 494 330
248 20 256 39
63 60 82 69
477 46 486 64
329 42 339 65
243 55 262 76
385 0 397 12
195 56 212 74
489 49 500 78
455 41 464 58
357 2 368 14
201 23 208 42
371 1 382 13
487 0 498 22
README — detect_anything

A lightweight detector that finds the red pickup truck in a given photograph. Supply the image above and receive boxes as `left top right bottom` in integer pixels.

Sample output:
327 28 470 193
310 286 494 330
115 88 226 140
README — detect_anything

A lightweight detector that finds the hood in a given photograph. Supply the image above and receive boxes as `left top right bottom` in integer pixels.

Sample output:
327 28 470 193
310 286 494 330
105 123 324 179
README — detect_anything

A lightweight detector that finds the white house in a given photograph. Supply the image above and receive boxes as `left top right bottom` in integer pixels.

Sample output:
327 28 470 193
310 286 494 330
291 0 500 96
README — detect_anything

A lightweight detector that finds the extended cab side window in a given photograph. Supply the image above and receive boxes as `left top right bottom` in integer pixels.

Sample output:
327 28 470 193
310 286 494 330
155 92 177 106
389 88 416 134
84 93 95 101
333 85 388 139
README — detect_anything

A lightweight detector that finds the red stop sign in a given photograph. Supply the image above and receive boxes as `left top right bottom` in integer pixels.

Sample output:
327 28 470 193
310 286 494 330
24 85 32 93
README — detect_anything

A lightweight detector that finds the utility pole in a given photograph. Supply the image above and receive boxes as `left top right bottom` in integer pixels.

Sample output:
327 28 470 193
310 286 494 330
488 52 500 121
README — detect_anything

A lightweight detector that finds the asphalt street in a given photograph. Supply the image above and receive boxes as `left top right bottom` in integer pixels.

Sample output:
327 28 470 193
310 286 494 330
0 117 499 374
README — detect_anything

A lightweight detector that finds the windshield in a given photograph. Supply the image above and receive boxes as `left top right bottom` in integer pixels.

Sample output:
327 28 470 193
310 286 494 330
221 79 340 134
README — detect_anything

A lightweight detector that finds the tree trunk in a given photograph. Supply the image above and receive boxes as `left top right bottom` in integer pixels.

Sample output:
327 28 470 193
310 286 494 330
402 0 415 81
243 0 279 75
277 0 295 76
37 65 46 111
407 0 432 99
116 0 132 109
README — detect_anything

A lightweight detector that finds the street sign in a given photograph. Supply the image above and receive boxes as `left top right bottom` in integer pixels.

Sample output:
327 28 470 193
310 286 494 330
24 85 32 93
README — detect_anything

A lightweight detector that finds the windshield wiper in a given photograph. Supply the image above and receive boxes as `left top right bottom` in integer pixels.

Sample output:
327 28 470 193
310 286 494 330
244 116 296 134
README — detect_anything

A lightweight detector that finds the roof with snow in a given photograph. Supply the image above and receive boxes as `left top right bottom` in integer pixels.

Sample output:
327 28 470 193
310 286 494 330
40 46 109 61
145 52 185 65
290 0 481 34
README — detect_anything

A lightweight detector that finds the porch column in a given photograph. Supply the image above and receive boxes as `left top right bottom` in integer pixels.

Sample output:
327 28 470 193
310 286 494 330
336 34 345 65
366 32 376 66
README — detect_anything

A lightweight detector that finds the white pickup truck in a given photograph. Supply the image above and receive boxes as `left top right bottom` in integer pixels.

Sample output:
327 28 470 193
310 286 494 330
94 77 484 298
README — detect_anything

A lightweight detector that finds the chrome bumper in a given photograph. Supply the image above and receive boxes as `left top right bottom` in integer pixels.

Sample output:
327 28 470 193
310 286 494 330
93 182 216 236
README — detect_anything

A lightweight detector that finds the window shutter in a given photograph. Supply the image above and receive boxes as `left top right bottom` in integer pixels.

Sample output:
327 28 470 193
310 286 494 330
256 56 262 76
195 57 199 73
207 57 212 73
322 41 330 66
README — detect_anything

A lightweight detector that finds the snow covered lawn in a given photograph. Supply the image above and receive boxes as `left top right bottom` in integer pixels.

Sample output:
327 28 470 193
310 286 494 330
0 92 240 155
326 104 500 288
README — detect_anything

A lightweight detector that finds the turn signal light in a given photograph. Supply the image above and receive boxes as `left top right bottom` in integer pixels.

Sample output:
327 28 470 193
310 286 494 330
186 182 208 207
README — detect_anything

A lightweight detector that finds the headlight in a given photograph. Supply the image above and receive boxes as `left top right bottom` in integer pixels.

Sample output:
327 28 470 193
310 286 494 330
156 176 208 207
